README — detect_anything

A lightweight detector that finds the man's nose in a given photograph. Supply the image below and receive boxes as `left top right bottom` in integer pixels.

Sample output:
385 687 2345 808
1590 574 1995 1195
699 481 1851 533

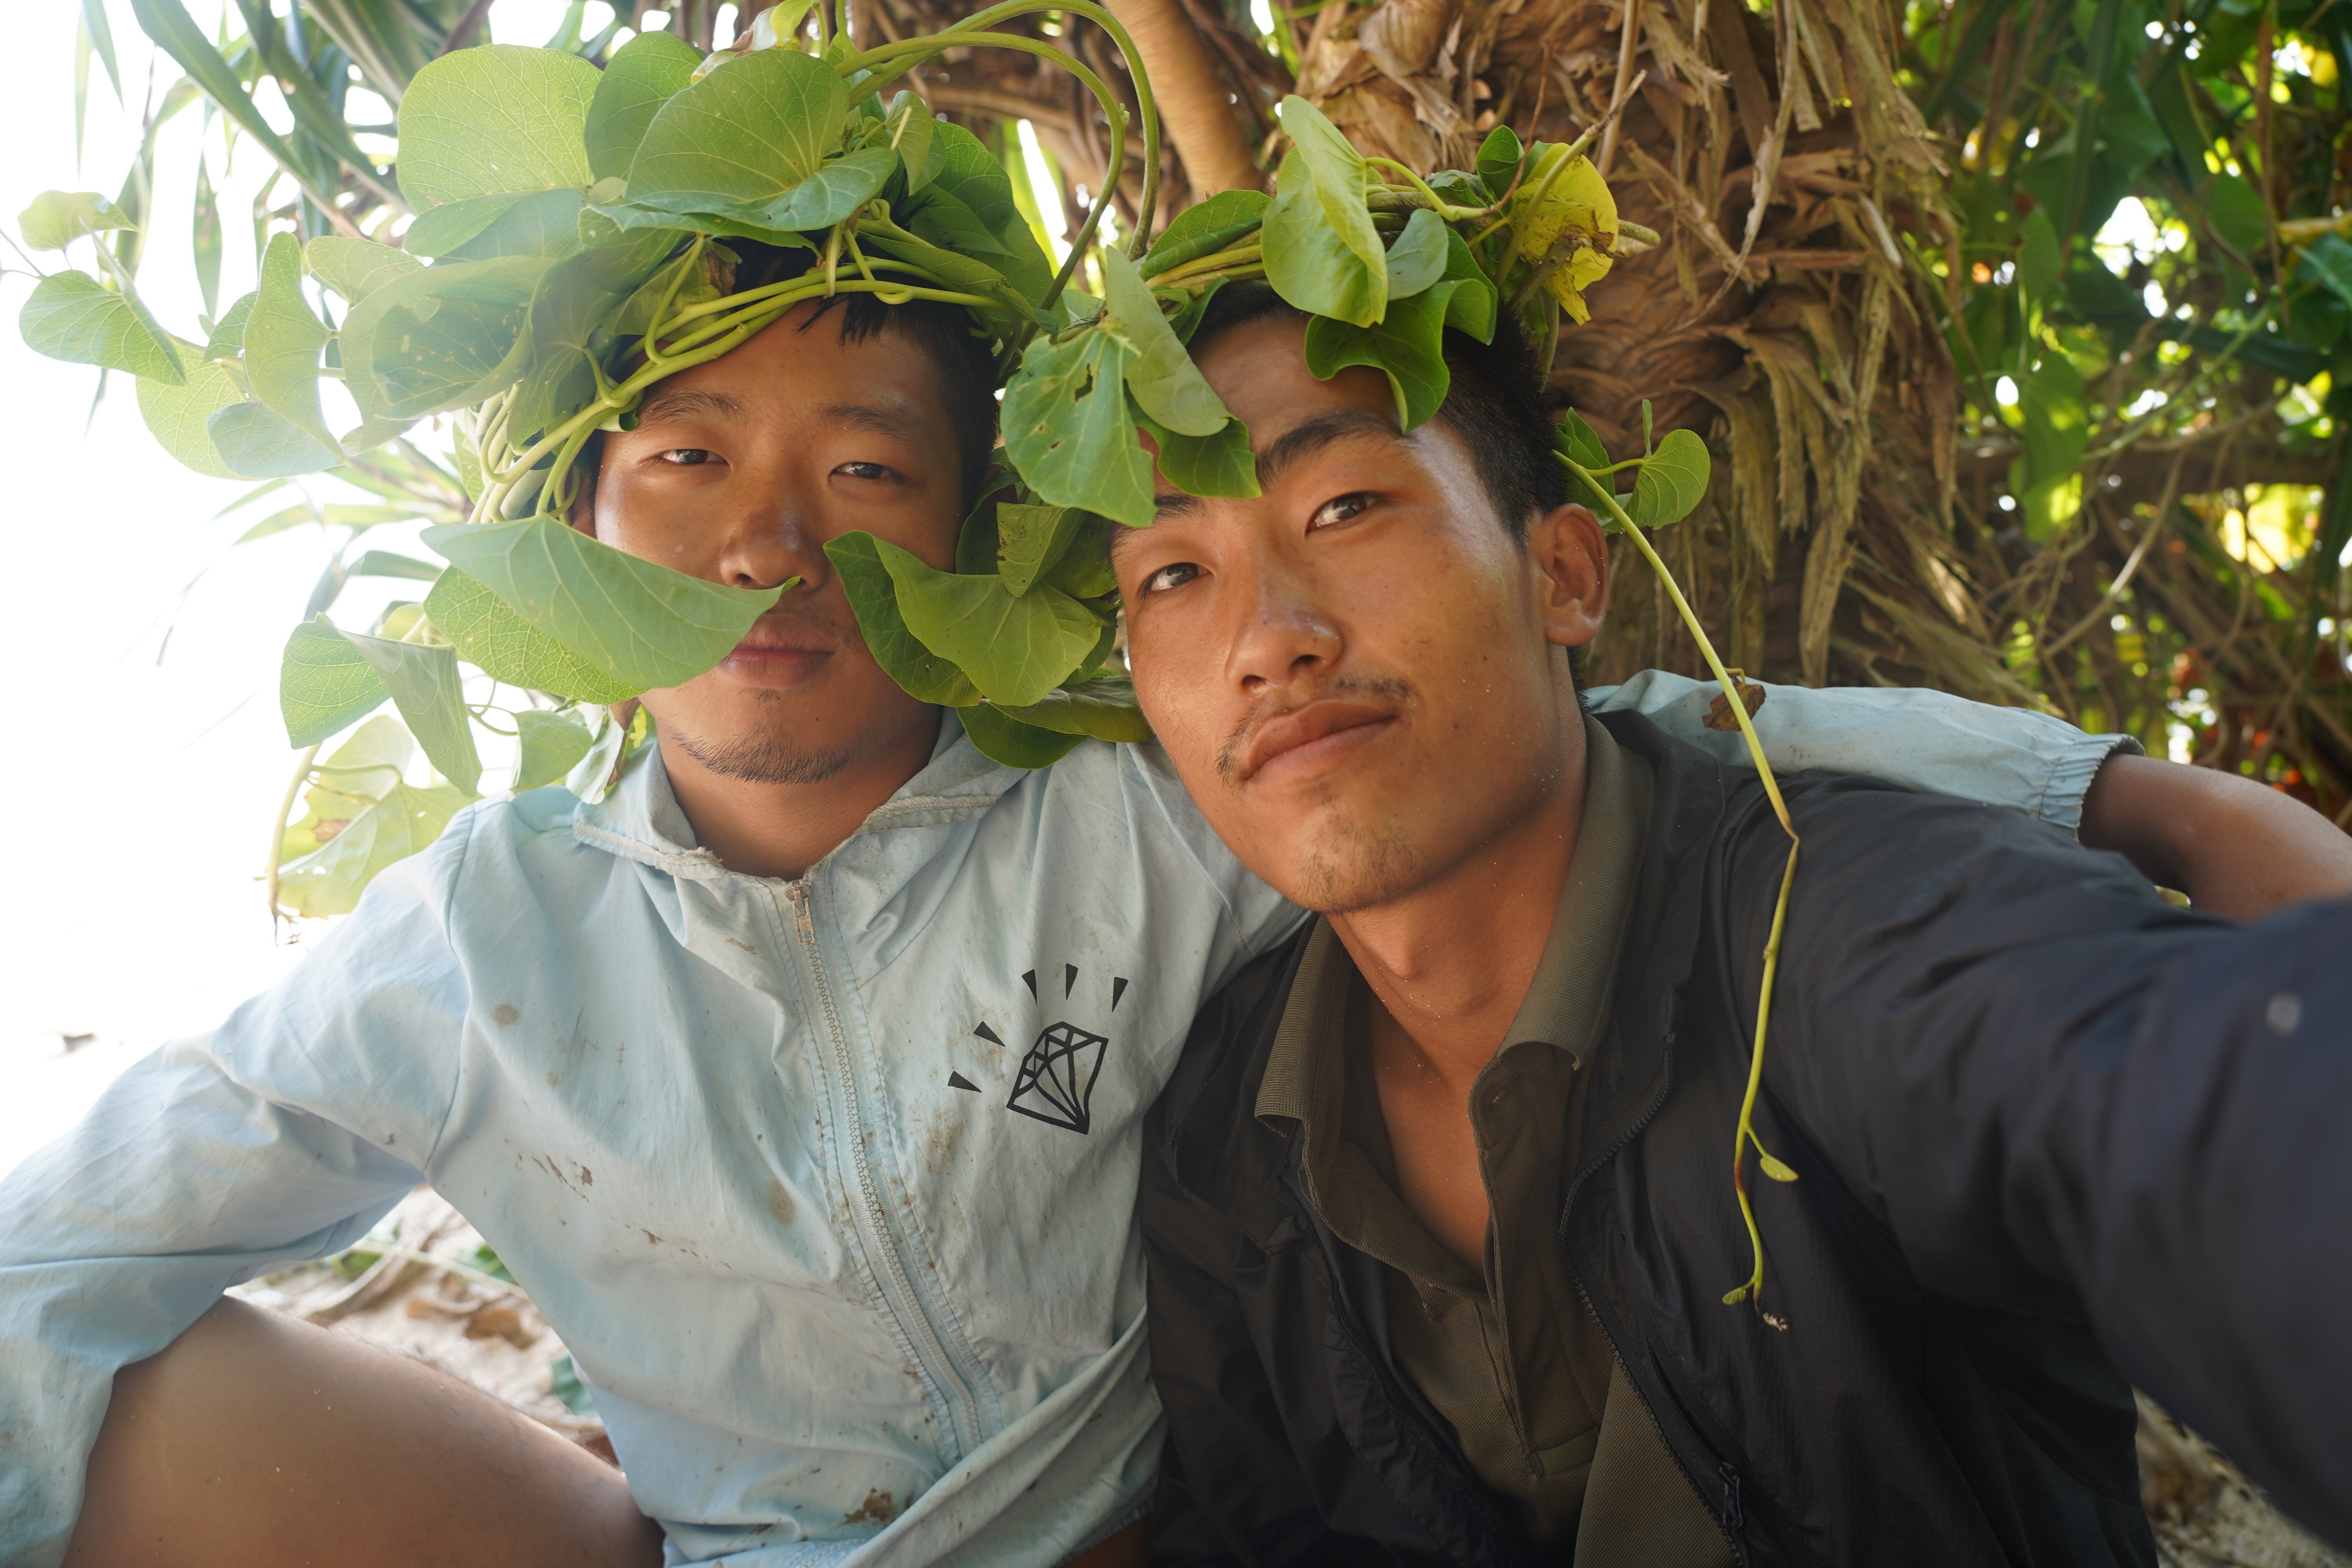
714 486 828 595
1223 551 1341 694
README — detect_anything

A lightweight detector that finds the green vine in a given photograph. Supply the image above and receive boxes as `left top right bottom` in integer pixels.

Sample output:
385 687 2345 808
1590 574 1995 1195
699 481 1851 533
1558 441 1803 1316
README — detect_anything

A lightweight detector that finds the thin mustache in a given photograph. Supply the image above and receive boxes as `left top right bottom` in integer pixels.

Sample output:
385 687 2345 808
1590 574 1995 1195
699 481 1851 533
1215 675 1414 787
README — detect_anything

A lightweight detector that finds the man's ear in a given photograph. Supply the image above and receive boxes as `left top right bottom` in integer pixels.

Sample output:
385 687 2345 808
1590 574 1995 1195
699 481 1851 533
1524 502 1609 651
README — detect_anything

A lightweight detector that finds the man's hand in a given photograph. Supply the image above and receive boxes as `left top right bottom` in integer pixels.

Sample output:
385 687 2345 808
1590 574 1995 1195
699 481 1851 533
2078 753 2352 919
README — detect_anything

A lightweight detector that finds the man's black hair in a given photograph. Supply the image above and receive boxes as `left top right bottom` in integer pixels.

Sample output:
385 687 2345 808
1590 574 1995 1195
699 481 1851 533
1187 282 1568 541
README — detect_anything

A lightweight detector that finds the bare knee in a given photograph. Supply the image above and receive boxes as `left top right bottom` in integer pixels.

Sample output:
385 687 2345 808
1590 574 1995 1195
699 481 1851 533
70 1297 661 1568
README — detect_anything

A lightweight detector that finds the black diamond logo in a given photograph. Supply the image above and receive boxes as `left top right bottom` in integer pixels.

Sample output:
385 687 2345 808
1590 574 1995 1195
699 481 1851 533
1005 1021 1108 1135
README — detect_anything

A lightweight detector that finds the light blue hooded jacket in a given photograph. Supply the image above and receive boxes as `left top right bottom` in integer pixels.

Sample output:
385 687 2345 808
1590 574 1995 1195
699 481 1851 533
0 673 2133 1567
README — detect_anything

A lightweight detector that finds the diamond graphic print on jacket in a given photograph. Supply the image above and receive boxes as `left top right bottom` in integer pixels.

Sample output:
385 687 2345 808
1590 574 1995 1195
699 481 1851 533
1007 1021 1109 1134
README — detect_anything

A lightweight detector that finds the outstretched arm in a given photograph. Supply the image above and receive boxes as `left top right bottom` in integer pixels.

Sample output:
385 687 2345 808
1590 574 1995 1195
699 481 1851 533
2077 752 2352 917
1591 670 2352 916
1732 777 2352 1548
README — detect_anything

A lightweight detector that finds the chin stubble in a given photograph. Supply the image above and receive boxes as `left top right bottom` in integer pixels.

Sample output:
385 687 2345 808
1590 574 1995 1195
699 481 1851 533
1291 814 1424 916
671 692 860 786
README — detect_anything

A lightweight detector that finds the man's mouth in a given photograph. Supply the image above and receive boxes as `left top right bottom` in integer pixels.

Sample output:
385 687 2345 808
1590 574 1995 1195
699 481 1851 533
718 618 836 672
1233 700 1399 785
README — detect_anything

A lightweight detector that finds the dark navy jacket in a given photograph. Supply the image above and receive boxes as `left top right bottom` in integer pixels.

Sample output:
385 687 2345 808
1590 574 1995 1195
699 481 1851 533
1141 711 2352 1566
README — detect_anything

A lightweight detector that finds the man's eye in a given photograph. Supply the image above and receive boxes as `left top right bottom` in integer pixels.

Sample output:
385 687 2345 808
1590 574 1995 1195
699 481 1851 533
836 461 892 480
658 449 716 466
1142 561 1200 595
1310 492 1375 529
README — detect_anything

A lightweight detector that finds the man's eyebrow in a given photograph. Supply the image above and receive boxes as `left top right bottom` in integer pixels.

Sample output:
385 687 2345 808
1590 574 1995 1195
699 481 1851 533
635 387 746 426
1133 409 1400 530
819 400 930 446
1252 409 1406 489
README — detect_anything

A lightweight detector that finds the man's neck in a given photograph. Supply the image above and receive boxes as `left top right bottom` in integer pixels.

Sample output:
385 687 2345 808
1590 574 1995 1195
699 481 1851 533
656 709 944 881
1327 706 1588 1090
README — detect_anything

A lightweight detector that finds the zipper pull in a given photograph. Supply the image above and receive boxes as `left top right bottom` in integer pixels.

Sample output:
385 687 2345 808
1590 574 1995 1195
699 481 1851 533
1719 1461 1744 1530
785 880 814 941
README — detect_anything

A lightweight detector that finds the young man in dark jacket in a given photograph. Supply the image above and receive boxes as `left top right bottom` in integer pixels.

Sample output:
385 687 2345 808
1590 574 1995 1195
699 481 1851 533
1109 286 2352 1567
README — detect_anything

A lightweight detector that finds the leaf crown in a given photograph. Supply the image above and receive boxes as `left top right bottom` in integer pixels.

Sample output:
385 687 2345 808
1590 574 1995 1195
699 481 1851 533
19 12 1642 769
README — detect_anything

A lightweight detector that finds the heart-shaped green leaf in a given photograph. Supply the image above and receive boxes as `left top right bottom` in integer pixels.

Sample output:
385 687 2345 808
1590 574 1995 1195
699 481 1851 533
991 672 1152 741
1263 97 1384 327
824 531 981 705
1556 410 1610 473
20 189 136 250
422 568 640 704
281 619 392 745
1629 427 1710 529
586 30 702 182
304 235 421 303
885 93 940 194
756 146 898 230
397 44 599 208
203 292 254 358
959 703 1086 768
1276 96 1382 270
870 536 1104 706
403 192 533 258
515 709 597 790
1142 188 1270 278
427 189 588 263
1440 228 1497 342
340 255 551 421
210 401 340 476
1001 326 1153 526
995 503 1085 597
1104 247 1230 438
20 270 183 382
245 233 337 451
423 516 783 692
1384 208 1449 299
626 47 847 213
1475 125 1524 196
1303 280 1454 429
330 623 482 795
278 778 473 918
505 229 681 441
136 345 242 476
1132 403 1258 500
1263 150 1383 329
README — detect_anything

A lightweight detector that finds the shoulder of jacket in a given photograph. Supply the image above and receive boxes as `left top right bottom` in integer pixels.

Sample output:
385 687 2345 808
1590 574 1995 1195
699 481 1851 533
1150 930 1315 1206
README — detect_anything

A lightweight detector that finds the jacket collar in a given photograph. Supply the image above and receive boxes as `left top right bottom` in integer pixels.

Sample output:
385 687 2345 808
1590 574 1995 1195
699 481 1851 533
568 710 1020 882
1163 710 1735 1223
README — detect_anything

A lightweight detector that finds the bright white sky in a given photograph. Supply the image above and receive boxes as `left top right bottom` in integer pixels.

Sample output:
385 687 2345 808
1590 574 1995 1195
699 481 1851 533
0 0 587 1173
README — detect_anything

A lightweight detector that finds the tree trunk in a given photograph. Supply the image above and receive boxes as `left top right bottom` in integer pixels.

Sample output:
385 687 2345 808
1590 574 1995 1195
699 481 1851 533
1102 0 1263 194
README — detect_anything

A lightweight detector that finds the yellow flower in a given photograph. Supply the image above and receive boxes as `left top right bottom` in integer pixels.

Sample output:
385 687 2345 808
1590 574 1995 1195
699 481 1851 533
1509 145 1619 262
1545 245 1615 321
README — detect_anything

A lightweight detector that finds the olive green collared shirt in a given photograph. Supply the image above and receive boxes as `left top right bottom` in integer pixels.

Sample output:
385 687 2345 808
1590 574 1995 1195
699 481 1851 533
1257 718 1732 1564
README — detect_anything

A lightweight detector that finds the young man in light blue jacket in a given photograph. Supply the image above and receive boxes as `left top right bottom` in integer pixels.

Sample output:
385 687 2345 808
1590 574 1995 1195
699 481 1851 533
6 294 2342 1568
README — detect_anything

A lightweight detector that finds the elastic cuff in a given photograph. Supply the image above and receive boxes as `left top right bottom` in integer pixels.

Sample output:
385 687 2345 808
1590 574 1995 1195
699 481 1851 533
2041 732 2145 837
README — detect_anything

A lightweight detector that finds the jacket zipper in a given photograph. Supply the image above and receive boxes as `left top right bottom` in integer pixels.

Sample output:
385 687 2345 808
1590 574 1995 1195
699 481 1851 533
1560 1000 1750 1567
783 876 984 1459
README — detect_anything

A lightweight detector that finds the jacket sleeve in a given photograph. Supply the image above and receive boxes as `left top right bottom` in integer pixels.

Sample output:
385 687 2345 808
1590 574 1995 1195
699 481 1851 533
0 831 475 1568
1721 775 2352 1547
1588 670 2134 832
